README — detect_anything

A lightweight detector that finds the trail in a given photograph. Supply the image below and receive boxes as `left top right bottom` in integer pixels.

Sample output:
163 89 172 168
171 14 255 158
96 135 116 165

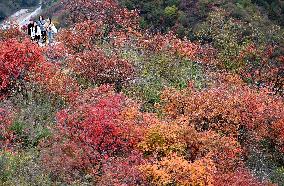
18 5 42 26
1 2 42 28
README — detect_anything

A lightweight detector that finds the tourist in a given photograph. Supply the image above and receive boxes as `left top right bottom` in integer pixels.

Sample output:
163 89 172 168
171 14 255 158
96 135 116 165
34 22 41 43
45 18 57 44
38 16 47 43
27 19 34 37
30 23 36 41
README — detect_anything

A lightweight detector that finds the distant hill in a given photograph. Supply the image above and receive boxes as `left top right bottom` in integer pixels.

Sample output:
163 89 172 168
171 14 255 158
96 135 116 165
0 0 40 21
119 0 284 38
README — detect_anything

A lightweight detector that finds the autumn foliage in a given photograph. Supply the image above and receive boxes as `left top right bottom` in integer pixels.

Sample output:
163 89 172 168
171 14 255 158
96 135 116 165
141 154 216 185
0 108 14 149
67 48 134 85
29 61 79 101
0 0 283 185
239 44 284 96
0 24 26 41
159 81 284 169
41 85 145 183
62 0 139 29
0 39 43 97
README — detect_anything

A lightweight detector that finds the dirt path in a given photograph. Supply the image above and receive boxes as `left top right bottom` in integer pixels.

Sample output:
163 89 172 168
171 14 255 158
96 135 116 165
1 2 42 28
18 5 42 26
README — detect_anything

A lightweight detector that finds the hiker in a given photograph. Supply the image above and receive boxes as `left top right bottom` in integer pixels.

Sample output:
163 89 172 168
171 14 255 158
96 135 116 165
30 23 36 41
45 18 52 43
45 18 57 44
34 22 41 43
27 20 34 37
38 16 47 43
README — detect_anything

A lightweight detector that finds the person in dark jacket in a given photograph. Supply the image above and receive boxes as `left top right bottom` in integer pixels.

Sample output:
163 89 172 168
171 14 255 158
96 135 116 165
27 20 34 37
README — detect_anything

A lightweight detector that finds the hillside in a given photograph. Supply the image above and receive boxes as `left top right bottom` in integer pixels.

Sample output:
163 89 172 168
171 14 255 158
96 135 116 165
0 0 284 185
119 0 284 35
0 0 40 21
119 0 284 87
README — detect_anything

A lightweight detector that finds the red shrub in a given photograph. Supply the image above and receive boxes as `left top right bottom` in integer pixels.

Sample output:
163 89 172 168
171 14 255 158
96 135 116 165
67 48 134 85
0 39 44 97
214 167 269 186
0 25 26 41
29 61 80 101
41 86 145 182
98 151 147 185
62 0 139 29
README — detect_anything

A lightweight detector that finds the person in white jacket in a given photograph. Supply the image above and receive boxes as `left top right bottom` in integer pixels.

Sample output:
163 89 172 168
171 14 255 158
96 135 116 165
30 23 36 41
34 22 42 43
45 18 57 44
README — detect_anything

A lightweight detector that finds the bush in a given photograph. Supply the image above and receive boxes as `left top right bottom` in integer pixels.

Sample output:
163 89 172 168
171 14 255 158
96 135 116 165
125 52 205 112
0 150 51 185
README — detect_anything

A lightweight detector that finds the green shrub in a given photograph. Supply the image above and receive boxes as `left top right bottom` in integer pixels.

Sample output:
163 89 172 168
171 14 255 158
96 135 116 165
124 52 205 112
164 5 178 18
0 150 51 186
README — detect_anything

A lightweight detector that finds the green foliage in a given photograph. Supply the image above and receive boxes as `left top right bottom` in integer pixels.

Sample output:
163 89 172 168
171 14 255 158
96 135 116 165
271 167 284 185
0 150 51 186
195 9 247 71
164 5 178 18
124 52 205 112
245 138 284 186
10 119 51 148
252 0 284 26
10 121 25 135
119 0 284 41
139 17 148 29
3 83 64 149
42 0 59 9
21 0 40 6
194 8 283 71
119 0 182 33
